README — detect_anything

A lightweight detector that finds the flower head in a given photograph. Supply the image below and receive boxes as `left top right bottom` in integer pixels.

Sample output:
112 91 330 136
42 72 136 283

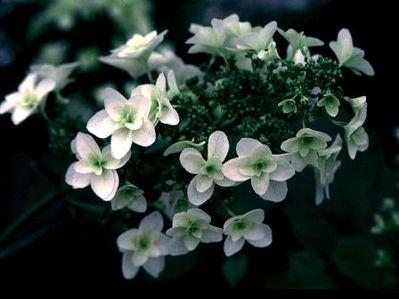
233 21 277 54
111 183 147 213
0 73 55 125
131 73 179 126
166 208 223 255
223 209 272 256
223 138 295 202
179 131 235 205
277 28 324 56
65 133 130 200
278 98 297 114
317 93 340 117
30 62 79 91
329 28 374 76
117 211 170 279
87 87 156 159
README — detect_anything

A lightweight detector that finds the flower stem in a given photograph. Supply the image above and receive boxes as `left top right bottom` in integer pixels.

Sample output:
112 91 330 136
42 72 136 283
221 200 235 217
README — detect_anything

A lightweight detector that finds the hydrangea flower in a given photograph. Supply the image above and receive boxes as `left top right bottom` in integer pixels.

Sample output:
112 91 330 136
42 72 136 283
233 21 277 54
344 96 369 159
117 211 170 279
65 133 130 200
99 55 146 79
112 31 167 60
30 62 79 91
314 135 342 205
317 93 340 117
155 189 194 220
277 28 324 58
223 138 295 202
256 41 280 61
329 28 374 76
223 209 272 256
111 182 147 213
179 131 235 205
131 72 179 126
0 73 55 125
278 98 297 114
87 87 155 159
280 128 332 171
166 208 223 255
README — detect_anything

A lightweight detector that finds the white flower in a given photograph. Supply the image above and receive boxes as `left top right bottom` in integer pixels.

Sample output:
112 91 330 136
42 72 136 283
317 93 340 117
112 30 167 60
99 55 146 79
65 133 130 201
0 73 55 125
166 208 223 255
117 211 170 279
131 73 180 126
280 128 332 171
278 98 297 114
179 131 235 205
30 62 79 90
87 87 156 159
223 138 295 202
111 183 147 213
293 49 305 65
329 28 374 76
314 135 342 205
223 209 272 256
233 21 277 54
278 28 323 60
343 96 369 159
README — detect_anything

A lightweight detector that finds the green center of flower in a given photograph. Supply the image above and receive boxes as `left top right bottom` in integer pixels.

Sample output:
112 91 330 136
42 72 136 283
232 220 247 232
186 221 201 236
89 154 106 173
120 108 135 125
134 235 152 251
248 156 277 176
300 136 315 147
21 93 38 109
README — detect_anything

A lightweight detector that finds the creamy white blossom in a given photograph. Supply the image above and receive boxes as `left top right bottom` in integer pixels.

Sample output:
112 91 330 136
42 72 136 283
131 73 180 126
179 131 235 205
233 21 277 54
278 28 323 59
0 73 55 125
65 133 130 201
329 28 374 76
30 62 79 90
223 138 295 202
223 209 272 256
117 211 170 279
87 87 156 159
317 93 340 117
166 208 223 255
111 183 147 213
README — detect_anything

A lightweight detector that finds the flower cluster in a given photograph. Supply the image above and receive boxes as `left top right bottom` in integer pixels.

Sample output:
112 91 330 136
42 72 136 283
1 14 374 280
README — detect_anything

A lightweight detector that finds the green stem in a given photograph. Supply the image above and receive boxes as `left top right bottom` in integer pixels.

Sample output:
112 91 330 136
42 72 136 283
221 200 235 217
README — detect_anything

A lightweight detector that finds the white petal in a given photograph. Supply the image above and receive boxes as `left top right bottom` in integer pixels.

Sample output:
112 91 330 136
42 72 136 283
222 158 249 182
117 229 139 251
130 118 156 147
0 92 19 114
90 169 119 200
196 174 214 192
132 252 148 267
169 238 190 256
223 236 245 257
11 107 33 125
111 128 133 159
244 209 265 223
65 162 90 188
214 176 236 187
143 256 165 278
159 101 179 125
247 226 272 248
139 211 164 232
102 145 131 170
18 73 37 91
243 223 268 241
260 180 288 202
74 159 94 174
187 176 214 205
251 173 270 195
270 155 296 181
87 110 117 138
179 148 205 174
156 73 166 91
207 131 229 161
35 78 55 98
75 132 101 160
184 235 200 251
122 252 139 279
103 87 127 108
202 225 223 243
236 138 263 157
127 196 147 213
128 95 151 118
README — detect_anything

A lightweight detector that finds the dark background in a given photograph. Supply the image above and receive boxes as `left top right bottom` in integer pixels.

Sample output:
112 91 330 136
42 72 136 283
0 0 398 293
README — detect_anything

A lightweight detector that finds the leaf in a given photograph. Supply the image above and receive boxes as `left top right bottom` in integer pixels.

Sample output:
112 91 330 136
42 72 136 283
222 253 248 287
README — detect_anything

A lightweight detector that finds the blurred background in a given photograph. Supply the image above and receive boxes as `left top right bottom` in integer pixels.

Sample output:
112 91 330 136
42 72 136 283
0 0 398 292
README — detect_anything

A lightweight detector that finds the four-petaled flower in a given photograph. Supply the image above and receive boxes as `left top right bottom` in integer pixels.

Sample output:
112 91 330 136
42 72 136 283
166 208 223 255
223 138 295 202
65 133 130 200
111 182 147 213
117 211 170 279
179 131 235 205
0 73 55 125
317 93 340 117
30 62 79 91
87 87 155 159
223 209 272 256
